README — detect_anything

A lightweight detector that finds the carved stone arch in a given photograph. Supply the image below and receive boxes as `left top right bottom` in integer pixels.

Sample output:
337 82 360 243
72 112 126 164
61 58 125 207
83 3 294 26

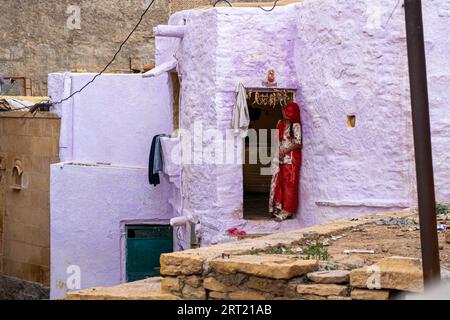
11 159 24 190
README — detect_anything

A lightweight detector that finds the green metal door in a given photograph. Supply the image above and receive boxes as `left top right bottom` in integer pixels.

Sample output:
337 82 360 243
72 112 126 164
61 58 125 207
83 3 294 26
126 225 173 282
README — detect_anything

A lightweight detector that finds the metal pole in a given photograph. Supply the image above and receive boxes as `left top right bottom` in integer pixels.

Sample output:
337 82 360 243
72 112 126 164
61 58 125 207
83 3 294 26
404 0 441 287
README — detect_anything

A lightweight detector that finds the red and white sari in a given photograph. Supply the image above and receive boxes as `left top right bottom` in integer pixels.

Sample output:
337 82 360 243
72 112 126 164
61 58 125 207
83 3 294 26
269 102 302 219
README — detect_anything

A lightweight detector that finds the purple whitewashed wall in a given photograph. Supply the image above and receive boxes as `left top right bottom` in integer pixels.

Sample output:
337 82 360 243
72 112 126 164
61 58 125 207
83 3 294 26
424 0 450 202
49 73 174 299
293 0 414 224
165 0 450 245
50 164 172 299
48 73 173 166
49 0 450 299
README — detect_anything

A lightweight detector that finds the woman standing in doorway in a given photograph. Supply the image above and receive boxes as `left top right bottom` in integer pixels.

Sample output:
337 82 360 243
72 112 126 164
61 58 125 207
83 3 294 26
269 102 302 222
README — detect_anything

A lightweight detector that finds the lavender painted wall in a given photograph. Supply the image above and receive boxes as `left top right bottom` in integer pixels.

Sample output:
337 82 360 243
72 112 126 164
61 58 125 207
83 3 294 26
49 73 175 299
294 0 414 225
48 73 173 166
50 163 172 299
295 0 450 222
424 0 450 202
164 0 450 245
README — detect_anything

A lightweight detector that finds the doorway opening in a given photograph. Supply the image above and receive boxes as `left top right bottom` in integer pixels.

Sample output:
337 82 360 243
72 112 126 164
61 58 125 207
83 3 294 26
171 72 180 131
243 89 296 220
126 225 173 282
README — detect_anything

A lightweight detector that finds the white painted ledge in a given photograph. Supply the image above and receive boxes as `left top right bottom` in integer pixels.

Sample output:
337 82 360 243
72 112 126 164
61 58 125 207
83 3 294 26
153 25 186 38
315 200 410 208
142 59 178 78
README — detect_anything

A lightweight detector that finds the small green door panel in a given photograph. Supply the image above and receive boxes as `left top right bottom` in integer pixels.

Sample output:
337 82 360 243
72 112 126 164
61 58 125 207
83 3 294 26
126 225 173 282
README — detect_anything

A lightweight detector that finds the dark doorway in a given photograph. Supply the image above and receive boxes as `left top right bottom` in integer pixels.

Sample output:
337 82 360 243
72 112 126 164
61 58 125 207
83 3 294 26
243 106 280 220
243 89 296 220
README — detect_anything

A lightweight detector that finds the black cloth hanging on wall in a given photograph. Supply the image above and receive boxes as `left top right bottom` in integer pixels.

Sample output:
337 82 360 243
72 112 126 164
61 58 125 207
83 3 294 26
149 135 162 187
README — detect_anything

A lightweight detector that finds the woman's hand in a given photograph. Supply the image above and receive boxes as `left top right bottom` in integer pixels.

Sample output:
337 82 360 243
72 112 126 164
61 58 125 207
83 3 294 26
280 144 301 159
279 148 287 159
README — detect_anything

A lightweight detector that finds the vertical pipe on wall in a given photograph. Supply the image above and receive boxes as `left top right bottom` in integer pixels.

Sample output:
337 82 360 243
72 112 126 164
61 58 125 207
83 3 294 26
404 0 441 287
59 73 74 162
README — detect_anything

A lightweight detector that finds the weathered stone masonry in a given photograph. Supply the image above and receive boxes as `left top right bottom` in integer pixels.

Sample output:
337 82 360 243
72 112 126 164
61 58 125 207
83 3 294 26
156 211 424 300
0 0 275 95
0 111 60 299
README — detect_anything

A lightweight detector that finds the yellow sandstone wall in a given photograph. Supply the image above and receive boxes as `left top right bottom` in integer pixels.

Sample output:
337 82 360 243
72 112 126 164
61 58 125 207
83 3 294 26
169 0 297 13
169 0 210 13
0 112 60 286
0 1 279 95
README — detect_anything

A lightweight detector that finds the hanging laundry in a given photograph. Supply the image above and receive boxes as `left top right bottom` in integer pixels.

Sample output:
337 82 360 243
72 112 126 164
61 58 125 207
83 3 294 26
153 135 165 175
160 136 182 177
149 134 168 187
232 82 250 137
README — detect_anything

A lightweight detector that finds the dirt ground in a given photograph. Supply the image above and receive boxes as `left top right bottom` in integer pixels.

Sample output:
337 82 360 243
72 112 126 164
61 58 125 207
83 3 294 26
324 216 450 270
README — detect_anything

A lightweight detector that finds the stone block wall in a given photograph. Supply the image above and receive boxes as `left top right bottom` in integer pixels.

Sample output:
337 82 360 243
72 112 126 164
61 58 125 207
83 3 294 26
0 0 170 96
160 255 403 300
0 0 275 96
157 213 428 300
169 0 210 13
0 112 60 288
169 0 278 13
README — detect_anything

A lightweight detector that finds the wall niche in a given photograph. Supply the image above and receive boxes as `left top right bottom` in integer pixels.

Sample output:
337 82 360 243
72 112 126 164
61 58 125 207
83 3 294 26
11 159 24 191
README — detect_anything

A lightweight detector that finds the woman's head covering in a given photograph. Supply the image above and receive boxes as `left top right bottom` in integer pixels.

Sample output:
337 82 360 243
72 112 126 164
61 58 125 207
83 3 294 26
283 102 301 124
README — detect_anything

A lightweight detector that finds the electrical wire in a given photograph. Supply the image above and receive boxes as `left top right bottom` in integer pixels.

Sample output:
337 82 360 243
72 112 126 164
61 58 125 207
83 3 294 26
1 0 280 114
0 79 16 95
0 0 156 113
52 0 157 106
259 0 279 12
385 0 402 26
212 0 279 12
213 0 233 7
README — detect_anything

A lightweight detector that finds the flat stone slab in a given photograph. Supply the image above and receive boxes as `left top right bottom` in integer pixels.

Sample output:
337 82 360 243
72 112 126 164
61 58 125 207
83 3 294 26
210 255 319 280
351 289 390 300
297 284 349 297
350 256 424 293
65 278 179 300
307 270 350 284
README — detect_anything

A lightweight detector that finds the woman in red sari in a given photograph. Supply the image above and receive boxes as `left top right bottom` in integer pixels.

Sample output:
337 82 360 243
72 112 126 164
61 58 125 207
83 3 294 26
269 102 302 222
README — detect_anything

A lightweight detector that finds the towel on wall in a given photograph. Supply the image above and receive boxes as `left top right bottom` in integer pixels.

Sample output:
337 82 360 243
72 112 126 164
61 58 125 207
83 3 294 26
232 82 250 138
160 136 182 177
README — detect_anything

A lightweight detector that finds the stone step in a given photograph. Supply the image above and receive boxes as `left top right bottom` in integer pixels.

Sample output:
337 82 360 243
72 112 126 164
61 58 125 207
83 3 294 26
350 256 424 293
297 284 349 297
65 277 179 300
210 255 318 280
351 289 390 300
306 270 350 284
